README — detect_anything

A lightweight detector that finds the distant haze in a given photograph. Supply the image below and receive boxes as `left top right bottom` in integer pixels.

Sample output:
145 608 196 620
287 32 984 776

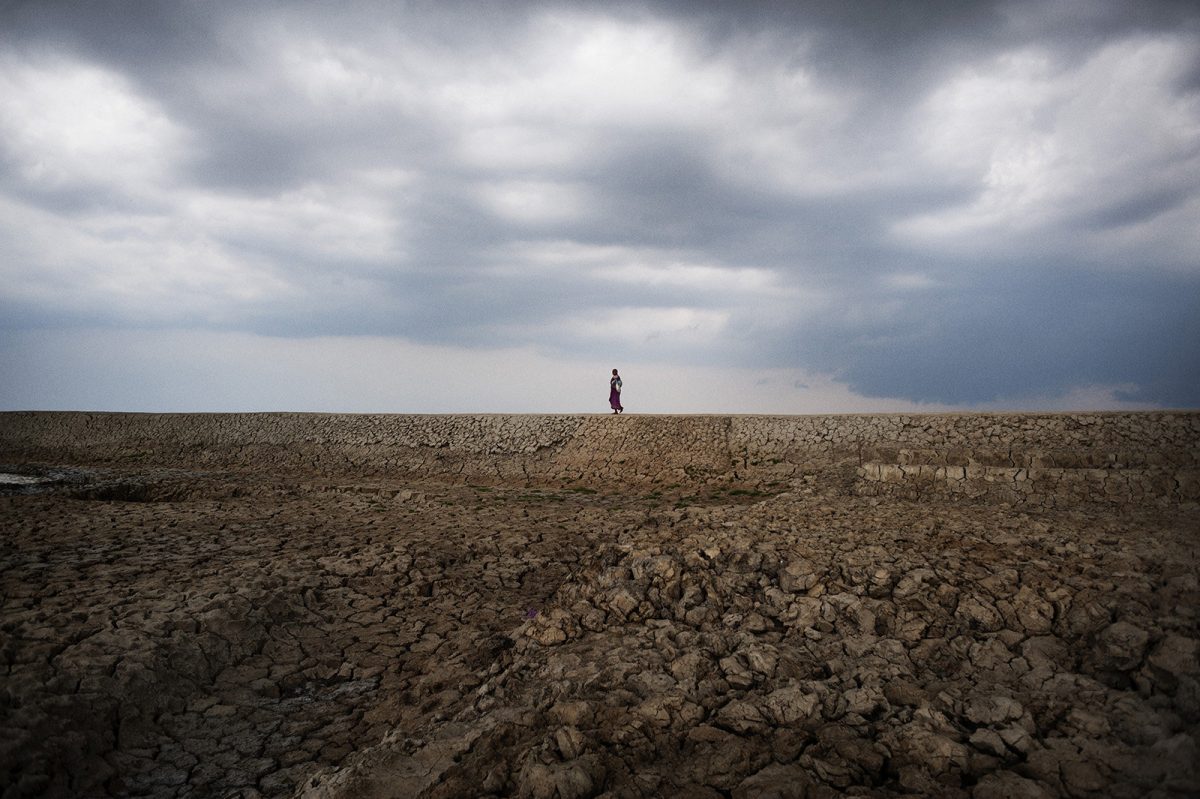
1 0 1197 414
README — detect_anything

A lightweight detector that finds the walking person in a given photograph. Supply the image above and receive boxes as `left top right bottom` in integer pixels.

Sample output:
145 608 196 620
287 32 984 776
609 369 624 414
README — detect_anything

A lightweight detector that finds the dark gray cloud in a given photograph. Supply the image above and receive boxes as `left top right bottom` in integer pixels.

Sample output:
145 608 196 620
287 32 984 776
1 0 1198 411
785 266 1200 407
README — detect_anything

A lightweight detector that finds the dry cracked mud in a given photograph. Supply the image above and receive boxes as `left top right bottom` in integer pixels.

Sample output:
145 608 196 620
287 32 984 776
1 463 1197 799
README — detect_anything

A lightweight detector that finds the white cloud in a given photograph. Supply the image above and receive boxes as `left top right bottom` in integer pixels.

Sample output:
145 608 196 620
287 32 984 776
474 240 831 356
592 262 779 293
457 124 589 171
278 41 407 108
0 167 409 322
477 180 590 224
444 17 870 199
0 55 187 192
895 34 1200 267
280 9 850 197
563 306 731 348
253 12 738 172
0 195 295 320
706 55 866 196
444 14 734 128
495 240 787 295
185 175 409 263
435 14 736 171
0 48 412 322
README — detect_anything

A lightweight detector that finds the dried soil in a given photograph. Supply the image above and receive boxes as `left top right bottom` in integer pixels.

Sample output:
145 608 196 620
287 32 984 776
1 465 1197 798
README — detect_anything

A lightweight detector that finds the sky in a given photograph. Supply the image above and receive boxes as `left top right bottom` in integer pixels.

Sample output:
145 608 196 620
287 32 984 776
1 0 1198 415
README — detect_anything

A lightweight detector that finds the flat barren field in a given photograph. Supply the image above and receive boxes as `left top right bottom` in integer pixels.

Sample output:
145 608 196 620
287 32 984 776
1 412 1197 798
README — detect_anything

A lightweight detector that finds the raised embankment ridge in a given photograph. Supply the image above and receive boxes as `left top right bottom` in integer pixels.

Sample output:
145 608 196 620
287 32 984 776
2 410 1197 507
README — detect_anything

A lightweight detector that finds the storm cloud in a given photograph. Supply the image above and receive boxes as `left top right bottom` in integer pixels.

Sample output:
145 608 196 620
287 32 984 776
1 0 1197 412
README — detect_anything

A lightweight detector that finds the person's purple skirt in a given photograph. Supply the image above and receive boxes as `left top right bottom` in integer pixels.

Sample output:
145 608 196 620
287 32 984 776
609 384 623 411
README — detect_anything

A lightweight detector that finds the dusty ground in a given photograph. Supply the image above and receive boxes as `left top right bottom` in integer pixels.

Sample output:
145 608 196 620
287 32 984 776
1 464 1197 799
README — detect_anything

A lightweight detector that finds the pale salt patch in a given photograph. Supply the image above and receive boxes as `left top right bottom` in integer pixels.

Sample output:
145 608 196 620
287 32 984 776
0 474 47 485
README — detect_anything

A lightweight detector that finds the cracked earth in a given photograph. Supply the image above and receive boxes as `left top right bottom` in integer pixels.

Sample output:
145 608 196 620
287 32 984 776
1 464 1197 799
